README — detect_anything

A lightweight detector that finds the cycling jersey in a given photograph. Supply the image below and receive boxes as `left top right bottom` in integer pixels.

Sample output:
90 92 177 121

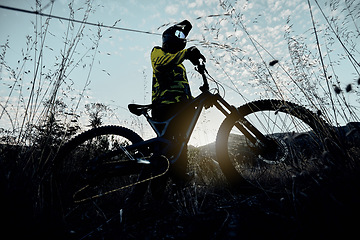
151 46 192 106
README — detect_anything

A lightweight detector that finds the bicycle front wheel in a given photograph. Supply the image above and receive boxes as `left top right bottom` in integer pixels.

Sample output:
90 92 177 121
52 125 146 238
216 100 326 189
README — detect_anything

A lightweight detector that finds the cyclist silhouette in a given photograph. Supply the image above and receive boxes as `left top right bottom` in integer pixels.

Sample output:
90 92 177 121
150 20 206 183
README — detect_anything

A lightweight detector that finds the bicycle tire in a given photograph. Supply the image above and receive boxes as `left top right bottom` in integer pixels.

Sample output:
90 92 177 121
54 125 143 163
52 125 146 237
216 99 326 189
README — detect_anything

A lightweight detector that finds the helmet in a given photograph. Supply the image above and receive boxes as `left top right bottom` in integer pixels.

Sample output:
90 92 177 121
162 20 192 53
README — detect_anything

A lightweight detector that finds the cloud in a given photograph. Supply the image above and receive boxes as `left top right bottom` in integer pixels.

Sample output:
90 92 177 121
193 9 207 18
165 5 179 15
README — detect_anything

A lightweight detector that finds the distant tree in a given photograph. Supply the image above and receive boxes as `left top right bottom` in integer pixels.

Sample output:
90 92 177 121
85 102 110 128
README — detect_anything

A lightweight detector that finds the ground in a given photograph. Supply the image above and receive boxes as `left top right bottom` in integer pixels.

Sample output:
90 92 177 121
1 123 360 239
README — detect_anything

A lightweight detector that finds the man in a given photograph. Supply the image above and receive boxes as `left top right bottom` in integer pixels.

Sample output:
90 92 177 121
151 20 205 120
150 20 205 185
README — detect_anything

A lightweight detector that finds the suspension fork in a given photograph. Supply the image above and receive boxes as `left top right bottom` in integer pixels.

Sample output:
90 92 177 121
213 95 269 146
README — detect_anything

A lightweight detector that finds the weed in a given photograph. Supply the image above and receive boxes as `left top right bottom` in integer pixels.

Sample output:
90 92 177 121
0 0 360 239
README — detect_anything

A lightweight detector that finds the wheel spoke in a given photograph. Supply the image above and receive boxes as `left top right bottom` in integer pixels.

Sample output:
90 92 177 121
216 100 326 189
52 126 145 237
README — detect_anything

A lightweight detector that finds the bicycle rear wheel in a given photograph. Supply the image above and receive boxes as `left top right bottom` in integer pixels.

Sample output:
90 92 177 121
52 125 147 238
216 100 326 190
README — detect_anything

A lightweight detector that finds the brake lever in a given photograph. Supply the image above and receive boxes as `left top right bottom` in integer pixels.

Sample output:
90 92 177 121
195 60 207 73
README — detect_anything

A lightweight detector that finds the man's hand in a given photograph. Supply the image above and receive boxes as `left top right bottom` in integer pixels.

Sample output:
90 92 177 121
185 46 206 65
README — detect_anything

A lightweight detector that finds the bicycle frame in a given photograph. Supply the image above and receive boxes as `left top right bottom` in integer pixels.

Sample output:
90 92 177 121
127 79 269 164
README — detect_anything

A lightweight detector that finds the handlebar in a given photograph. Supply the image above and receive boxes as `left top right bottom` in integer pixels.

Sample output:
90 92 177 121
195 61 209 92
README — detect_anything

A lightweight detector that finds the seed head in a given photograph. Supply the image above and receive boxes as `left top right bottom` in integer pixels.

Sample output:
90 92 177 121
345 84 352 92
333 85 341 94
269 60 279 66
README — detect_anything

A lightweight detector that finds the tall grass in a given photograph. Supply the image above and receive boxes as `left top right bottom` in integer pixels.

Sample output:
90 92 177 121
0 0 359 238
0 0 105 146
203 0 360 127
0 2 116 234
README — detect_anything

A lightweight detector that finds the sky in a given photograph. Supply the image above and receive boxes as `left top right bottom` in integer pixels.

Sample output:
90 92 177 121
0 0 359 146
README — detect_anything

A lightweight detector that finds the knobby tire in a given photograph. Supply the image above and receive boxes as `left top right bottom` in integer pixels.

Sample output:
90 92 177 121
52 125 146 238
216 99 326 189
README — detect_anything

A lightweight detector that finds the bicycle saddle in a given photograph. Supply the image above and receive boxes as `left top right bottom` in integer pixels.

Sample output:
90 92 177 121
128 104 152 116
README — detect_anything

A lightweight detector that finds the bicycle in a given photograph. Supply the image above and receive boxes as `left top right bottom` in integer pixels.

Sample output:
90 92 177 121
52 61 326 237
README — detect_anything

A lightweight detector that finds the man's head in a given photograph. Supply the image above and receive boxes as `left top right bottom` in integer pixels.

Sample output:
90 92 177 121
162 20 192 53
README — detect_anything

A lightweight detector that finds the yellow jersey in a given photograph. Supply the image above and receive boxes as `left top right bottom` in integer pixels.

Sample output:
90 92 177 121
151 47 192 105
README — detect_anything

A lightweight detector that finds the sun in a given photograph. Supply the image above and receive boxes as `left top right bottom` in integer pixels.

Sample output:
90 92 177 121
188 108 225 147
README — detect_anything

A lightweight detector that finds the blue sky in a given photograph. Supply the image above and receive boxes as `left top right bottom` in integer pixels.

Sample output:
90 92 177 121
1 0 359 146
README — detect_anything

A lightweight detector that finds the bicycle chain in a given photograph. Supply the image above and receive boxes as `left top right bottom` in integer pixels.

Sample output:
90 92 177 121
73 156 170 203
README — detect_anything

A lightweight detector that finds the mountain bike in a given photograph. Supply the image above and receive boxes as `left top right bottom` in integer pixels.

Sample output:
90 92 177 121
52 61 326 237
